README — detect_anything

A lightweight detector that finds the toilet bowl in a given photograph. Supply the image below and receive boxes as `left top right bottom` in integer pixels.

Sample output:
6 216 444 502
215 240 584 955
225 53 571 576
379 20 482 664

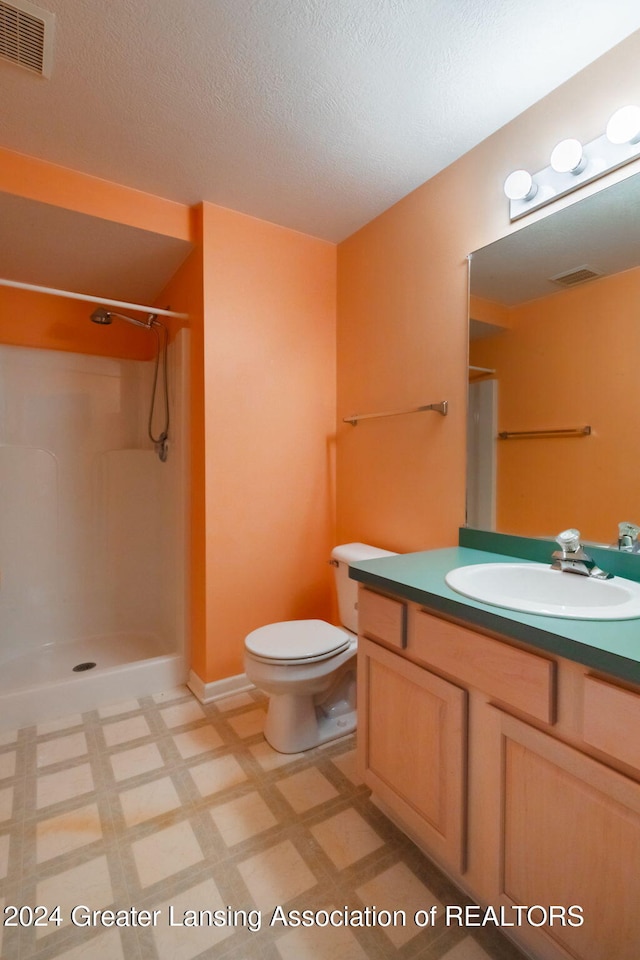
244 543 396 753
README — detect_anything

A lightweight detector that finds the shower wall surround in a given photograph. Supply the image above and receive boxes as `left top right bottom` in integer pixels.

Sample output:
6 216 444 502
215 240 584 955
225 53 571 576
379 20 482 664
0 333 188 727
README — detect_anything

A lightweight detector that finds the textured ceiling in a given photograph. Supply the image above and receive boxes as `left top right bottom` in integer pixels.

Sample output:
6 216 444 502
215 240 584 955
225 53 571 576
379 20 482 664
2 0 640 243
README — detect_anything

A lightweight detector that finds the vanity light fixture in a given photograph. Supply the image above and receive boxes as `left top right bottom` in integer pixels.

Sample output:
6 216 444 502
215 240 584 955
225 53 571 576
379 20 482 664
503 169 537 201
504 105 640 220
606 104 640 145
549 138 586 175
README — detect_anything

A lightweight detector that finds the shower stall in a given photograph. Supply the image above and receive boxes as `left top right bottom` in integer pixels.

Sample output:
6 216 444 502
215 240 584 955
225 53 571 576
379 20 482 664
0 326 189 731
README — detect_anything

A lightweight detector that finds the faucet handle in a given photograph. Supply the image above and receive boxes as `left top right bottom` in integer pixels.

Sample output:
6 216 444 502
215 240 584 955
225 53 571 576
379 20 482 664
556 528 581 554
618 521 640 550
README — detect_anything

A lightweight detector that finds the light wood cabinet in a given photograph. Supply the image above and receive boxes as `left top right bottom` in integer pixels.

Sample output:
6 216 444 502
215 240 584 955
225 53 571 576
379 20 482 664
410 608 556 723
358 588 406 649
357 583 640 960
487 708 640 960
581 674 640 770
358 636 466 872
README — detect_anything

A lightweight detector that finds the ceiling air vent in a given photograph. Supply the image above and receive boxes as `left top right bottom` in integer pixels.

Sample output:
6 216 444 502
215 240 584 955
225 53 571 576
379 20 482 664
549 265 603 288
0 0 55 77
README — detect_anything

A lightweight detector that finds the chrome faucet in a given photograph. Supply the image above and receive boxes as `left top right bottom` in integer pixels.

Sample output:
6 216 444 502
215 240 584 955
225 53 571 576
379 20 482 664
618 522 640 552
551 528 613 579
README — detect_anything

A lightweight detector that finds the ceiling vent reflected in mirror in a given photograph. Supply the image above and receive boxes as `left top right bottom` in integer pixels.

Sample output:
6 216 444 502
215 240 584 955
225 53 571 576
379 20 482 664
0 0 55 78
549 265 603 288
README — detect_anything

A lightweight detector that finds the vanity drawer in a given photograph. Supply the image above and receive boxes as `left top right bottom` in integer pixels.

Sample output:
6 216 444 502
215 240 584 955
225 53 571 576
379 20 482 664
358 588 406 649
582 676 640 771
410 610 555 724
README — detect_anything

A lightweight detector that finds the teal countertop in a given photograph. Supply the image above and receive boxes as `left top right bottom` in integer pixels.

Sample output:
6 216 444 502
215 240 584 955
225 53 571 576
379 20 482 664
349 546 640 685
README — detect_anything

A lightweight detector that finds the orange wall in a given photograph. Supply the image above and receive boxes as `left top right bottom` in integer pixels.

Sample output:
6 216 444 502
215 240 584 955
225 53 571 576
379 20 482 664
198 203 337 681
337 181 469 551
470 266 640 543
157 205 338 685
336 30 640 554
154 236 207 678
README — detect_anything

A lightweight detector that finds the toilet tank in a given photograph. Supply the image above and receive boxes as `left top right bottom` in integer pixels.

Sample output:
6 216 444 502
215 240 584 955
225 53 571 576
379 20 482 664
331 542 397 635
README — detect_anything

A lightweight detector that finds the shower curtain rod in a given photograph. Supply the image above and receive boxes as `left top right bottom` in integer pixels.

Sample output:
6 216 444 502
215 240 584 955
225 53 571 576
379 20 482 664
0 277 189 320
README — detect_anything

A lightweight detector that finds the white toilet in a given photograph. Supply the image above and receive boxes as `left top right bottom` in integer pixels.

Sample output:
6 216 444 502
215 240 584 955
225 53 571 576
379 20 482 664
244 543 396 753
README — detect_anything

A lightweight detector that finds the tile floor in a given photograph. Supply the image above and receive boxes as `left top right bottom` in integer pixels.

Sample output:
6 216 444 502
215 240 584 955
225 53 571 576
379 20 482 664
0 686 530 960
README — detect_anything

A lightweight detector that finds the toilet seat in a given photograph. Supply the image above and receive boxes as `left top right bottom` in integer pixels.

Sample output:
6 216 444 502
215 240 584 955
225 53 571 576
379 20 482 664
245 619 351 665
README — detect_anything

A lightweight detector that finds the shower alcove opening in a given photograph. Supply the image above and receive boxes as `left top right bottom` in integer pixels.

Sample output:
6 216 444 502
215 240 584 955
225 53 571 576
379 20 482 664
0 327 190 732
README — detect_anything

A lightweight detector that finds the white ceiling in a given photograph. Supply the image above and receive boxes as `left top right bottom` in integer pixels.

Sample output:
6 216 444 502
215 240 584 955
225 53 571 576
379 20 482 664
3 0 640 244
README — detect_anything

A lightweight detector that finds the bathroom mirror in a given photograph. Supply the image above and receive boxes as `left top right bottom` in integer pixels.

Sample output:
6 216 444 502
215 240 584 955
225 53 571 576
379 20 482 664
468 171 640 547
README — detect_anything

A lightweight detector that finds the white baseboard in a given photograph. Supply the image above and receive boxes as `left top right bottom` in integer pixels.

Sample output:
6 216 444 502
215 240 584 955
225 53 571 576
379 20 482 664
187 670 254 704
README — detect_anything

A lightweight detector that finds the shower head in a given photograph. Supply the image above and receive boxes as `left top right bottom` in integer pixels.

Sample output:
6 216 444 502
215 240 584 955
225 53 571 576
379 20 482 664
88 306 170 461
89 308 155 329
90 307 113 325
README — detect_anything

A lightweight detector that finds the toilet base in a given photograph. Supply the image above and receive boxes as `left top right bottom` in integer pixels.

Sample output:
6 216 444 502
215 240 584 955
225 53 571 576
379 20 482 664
264 695 356 753
263 668 357 753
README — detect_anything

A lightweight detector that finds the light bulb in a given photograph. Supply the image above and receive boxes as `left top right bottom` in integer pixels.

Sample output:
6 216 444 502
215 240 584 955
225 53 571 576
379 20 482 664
550 138 585 174
503 169 537 201
606 105 640 145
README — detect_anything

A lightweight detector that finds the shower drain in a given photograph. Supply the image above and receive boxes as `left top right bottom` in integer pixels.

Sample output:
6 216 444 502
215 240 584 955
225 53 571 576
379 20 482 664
73 662 97 672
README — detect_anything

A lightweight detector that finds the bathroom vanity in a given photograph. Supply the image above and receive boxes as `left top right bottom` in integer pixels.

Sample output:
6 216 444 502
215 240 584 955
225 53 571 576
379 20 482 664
351 546 640 960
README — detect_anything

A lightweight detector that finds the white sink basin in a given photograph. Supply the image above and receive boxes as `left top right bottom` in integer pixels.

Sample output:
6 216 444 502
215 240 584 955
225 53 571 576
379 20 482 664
445 562 640 620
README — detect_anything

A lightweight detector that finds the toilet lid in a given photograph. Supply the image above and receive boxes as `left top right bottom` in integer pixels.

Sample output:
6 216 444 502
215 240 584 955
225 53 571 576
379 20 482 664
245 620 351 662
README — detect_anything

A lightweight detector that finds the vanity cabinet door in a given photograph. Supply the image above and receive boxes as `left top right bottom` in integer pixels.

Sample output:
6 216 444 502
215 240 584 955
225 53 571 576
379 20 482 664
358 637 467 872
486 707 640 960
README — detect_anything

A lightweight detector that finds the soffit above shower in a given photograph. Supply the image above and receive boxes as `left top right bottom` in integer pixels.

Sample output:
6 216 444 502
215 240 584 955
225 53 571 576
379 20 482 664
0 192 193 303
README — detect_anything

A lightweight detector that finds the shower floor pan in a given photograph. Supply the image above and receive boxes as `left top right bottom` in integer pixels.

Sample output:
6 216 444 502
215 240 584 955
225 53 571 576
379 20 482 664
0 633 187 731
